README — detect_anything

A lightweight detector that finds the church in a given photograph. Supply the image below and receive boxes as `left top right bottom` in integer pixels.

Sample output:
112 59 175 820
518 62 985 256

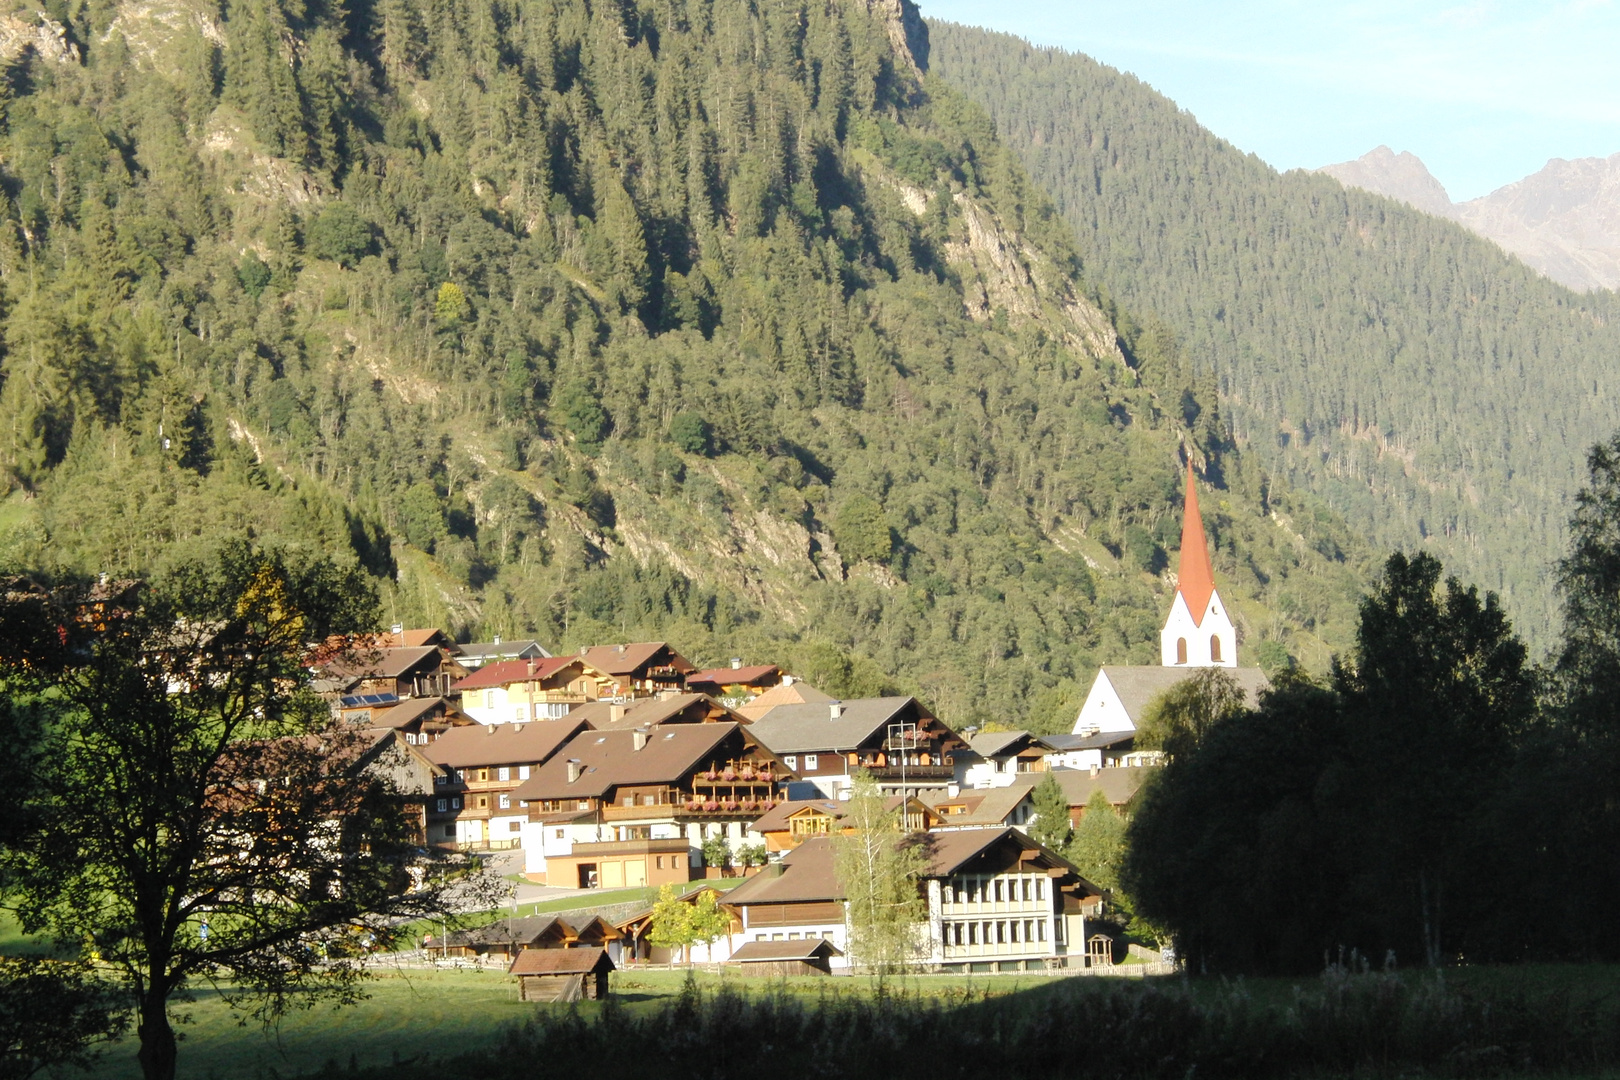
1071 463 1268 742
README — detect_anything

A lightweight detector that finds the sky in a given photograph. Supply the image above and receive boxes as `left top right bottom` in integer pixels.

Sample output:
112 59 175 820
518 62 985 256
917 1 1620 202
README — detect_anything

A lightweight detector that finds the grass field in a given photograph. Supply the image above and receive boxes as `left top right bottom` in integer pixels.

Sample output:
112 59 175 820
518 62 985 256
88 964 1123 1079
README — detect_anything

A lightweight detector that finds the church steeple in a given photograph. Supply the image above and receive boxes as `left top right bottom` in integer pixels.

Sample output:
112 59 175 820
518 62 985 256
1160 462 1237 667
1176 461 1217 627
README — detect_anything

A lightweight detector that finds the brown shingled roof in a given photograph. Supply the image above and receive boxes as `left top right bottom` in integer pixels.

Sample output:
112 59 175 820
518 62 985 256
687 664 779 686
729 938 843 962
510 723 758 801
736 681 834 721
323 645 443 680
578 642 695 677
508 947 614 976
424 718 590 769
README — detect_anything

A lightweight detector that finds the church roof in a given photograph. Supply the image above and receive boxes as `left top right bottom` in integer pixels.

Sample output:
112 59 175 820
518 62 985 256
1178 462 1218 626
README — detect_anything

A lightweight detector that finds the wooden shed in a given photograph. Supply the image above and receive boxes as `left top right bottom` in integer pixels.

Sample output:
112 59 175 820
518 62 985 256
727 938 842 976
510 946 614 1002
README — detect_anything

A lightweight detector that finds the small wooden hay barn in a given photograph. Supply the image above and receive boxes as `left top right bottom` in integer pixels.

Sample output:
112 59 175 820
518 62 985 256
727 938 842 976
510 945 614 1002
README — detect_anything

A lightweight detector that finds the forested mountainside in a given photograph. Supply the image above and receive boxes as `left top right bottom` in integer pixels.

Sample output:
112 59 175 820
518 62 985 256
0 0 1368 731
929 23 1620 649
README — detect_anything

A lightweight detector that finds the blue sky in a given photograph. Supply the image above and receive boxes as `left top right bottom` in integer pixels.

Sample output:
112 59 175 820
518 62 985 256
918 1 1620 202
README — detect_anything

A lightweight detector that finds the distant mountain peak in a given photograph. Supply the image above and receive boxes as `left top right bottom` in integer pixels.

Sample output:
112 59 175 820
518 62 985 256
1317 147 1456 219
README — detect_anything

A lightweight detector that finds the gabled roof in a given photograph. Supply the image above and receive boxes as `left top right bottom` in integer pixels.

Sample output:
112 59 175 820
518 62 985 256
748 696 918 755
748 798 844 834
324 645 443 680
1177 463 1219 625
687 664 779 686
1095 666 1269 725
457 639 550 662
923 785 1033 827
730 938 843 962
446 914 572 948
720 838 843 905
578 642 694 677
919 827 1097 892
424 718 590 769
373 696 452 729
736 681 834 721
452 656 582 693
511 723 753 801
585 693 749 731
967 730 1035 758
380 628 455 650
1046 766 1159 808
509 947 614 976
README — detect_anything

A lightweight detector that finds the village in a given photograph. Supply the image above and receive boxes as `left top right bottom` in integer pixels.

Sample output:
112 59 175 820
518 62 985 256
312 467 1250 996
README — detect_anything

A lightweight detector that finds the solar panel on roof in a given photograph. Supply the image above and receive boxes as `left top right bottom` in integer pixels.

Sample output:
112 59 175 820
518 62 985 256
339 693 399 708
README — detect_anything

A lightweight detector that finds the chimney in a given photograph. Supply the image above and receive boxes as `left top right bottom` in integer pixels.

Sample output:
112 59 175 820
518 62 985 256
730 657 742 669
782 674 794 686
512 723 524 734
1089 766 1100 778
830 702 843 719
391 623 404 635
493 634 502 645
579 646 588 657
566 759 582 783
527 658 537 676
632 727 649 751
486 725 497 735
609 704 626 723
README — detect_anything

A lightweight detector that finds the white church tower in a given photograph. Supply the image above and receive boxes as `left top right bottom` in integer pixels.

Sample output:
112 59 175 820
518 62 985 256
1160 461 1237 667
1067 461 1263 749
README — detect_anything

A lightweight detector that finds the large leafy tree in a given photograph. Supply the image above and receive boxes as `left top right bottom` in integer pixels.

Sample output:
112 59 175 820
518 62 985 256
1126 552 1534 973
0 543 485 1080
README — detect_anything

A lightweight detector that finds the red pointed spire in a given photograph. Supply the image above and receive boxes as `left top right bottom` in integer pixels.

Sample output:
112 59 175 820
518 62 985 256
1177 461 1217 627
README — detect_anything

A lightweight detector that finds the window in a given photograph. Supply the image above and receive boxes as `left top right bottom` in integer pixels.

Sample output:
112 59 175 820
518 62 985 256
477 769 489 782
444 825 455 837
783 755 797 770
509 821 521 833
1036 878 1045 901
451 797 462 809
1037 920 1046 942
485 689 496 709
519 765 530 780
555 829 565 839
1022 878 1032 902
1176 638 1188 664
436 798 447 812
655 856 664 869
968 923 978 945
1210 634 1223 662
476 796 488 809
435 775 446 786
674 856 683 868
514 705 527 722
804 754 819 771
499 794 511 809
994 879 1004 903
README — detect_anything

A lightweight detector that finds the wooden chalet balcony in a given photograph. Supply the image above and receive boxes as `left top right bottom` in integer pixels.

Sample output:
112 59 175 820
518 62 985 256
865 763 954 781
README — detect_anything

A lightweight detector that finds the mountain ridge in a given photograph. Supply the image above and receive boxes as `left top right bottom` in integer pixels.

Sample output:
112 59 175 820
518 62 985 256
1319 146 1620 293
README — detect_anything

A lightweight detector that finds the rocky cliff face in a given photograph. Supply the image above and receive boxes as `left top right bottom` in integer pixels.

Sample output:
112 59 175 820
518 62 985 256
1319 146 1620 293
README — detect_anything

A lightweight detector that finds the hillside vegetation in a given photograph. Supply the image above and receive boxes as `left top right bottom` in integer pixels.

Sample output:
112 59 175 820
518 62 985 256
0 0 1367 729
929 23 1620 648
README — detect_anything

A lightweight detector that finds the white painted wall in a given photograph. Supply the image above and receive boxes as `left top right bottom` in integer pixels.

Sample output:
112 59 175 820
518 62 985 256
1072 672 1139 736
1159 590 1237 668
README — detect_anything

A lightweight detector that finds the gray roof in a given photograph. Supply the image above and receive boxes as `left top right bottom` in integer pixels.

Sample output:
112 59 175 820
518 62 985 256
458 639 551 662
748 696 916 755
967 730 1033 758
1040 731 1136 752
1093 666 1269 724
1046 766 1159 807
